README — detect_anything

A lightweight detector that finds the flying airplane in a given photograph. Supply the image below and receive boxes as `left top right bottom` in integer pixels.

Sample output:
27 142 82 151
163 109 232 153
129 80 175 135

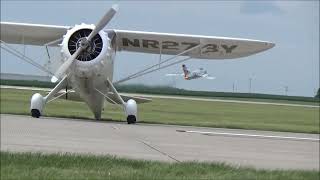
166 64 215 80
0 5 275 124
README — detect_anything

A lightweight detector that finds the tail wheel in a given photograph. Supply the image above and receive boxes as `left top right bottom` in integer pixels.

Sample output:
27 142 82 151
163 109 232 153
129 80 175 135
127 115 136 124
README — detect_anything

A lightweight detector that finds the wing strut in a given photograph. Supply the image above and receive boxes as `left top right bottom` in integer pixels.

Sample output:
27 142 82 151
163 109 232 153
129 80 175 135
95 88 123 109
114 44 200 84
0 40 54 76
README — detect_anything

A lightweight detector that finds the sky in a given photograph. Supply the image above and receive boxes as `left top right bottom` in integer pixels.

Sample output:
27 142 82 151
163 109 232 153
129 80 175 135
1 0 319 97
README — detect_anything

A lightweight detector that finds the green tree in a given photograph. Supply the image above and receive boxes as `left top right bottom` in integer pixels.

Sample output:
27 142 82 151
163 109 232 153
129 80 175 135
316 88 320 98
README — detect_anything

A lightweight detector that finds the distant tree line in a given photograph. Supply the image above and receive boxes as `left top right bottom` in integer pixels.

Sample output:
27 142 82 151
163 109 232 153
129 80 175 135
1 79 319 103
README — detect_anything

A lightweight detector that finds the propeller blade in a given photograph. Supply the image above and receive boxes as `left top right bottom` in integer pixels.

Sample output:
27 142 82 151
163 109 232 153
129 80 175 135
51 46 83 83
87 4 118 41
51 4 119 83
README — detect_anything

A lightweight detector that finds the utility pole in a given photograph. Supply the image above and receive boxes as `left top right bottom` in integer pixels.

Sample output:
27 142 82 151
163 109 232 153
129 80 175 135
232 82 235 92
249 78 252 93
284 86 288 96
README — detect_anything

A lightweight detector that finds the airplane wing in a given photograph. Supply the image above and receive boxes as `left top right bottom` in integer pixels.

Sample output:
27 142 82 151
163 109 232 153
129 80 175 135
113 30 275 59
202 74 216 80
1 22 274 58
0 22 70 46
165 73 184 76
106 92 151 104
204 76 216 80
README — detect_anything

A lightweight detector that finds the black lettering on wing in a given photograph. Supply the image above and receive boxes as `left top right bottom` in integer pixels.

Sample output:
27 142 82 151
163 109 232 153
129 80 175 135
142 39 159 48
162 41 179 50
201 44 218 54
181 42 199 50
221 45 237 53
122 38 140 47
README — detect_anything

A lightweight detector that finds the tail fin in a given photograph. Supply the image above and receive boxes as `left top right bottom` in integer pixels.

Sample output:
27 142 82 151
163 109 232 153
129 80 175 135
182 64 190 78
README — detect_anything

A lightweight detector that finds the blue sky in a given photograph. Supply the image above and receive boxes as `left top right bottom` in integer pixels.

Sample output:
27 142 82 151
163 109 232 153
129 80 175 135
1 1 319 97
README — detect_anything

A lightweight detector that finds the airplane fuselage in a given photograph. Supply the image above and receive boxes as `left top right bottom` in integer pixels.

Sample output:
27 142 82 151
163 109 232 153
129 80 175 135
67 45 116 119
185 69 207 80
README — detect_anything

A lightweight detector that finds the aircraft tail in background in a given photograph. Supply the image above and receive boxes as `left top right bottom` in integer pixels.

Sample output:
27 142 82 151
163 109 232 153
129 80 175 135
182 64 190 79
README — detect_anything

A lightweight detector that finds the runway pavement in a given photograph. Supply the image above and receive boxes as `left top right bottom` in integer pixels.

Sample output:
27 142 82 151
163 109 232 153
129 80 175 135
1 114 319 170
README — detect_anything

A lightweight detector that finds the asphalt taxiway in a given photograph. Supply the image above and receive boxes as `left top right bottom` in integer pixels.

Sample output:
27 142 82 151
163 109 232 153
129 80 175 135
1 114 319 170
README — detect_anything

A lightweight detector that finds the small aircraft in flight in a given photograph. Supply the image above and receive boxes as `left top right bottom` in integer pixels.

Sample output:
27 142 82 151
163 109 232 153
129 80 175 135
0 5 275 124
166 64 215 80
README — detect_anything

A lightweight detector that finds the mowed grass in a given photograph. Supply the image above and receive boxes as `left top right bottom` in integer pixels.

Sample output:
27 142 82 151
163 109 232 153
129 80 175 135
1 88 319 133
1 151 319 180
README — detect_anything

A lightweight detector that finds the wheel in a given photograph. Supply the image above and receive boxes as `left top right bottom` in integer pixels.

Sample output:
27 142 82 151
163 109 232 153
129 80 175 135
31 109 41 118
127 115 136 124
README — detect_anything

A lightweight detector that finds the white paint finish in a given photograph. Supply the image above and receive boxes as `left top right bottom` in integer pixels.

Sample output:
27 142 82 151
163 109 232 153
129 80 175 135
0 22 69 46
114 29 274 59
0 22 274 59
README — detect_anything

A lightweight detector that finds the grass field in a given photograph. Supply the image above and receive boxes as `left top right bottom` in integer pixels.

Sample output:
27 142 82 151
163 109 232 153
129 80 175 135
1 88 319 133
1 152 319 180
2 79 319 103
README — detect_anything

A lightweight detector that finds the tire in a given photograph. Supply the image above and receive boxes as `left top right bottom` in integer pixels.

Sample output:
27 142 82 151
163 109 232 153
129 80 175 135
127 115 136 124
31 109 41 118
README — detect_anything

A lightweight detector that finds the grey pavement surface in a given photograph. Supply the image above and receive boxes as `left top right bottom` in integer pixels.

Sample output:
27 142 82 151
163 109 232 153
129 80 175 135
1 114 319 170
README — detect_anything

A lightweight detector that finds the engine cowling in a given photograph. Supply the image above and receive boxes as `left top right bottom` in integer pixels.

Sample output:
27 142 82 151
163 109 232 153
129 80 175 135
60 24 110 78
125 99 137 124
30 93 45 118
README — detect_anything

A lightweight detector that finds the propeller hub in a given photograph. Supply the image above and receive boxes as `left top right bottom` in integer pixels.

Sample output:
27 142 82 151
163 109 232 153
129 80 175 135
78 38 89 48
67 28 103 62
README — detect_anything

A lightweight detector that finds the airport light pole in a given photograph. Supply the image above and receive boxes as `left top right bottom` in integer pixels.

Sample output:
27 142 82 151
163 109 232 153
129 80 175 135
249 78 252 93
284 86 288 96
232 82 235 93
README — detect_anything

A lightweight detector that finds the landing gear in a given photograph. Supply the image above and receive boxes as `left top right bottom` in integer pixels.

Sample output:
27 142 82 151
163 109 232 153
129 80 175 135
127 115 136 124
31 109 41 118
30 76 68 119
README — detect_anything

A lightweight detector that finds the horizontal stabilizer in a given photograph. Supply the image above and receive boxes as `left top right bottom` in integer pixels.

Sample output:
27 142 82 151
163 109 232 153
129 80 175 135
55 90 83 102
165 73 184 76
106 92 151 104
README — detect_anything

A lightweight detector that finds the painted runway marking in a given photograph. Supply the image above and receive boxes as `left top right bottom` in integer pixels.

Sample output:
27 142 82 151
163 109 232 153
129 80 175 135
177 130 320 142
138 139 181 163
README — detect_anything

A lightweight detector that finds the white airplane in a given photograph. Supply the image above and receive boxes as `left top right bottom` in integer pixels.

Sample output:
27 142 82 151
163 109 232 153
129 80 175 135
0 5 275 124
166 64 215 80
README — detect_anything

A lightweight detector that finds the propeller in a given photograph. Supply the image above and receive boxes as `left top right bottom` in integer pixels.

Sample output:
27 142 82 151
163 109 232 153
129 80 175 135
51 4 119 83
